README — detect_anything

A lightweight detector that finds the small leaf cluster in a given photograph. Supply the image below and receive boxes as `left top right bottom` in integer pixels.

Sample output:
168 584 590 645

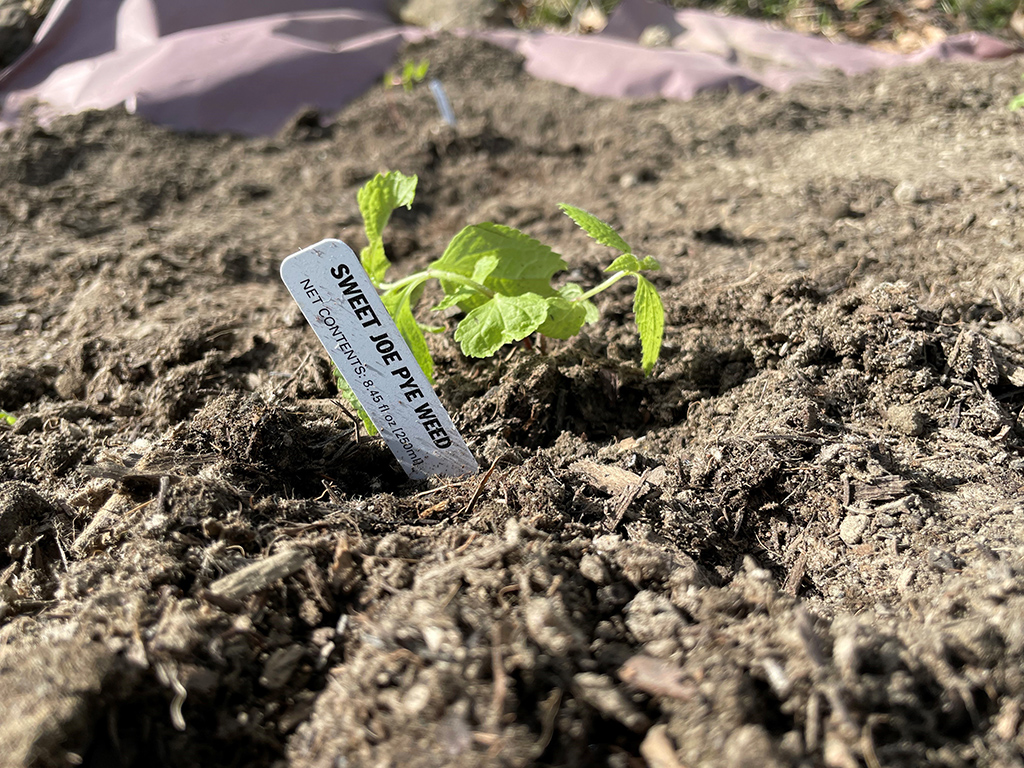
385 59 430 92
356 171 664 381
0 410 15 426
1010 74 1024 111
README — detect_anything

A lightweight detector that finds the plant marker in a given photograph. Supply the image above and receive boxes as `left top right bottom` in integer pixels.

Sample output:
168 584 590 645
428 79 456 126
281 239 478 479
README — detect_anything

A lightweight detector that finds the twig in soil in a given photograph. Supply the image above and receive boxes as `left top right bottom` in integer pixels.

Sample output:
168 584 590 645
207 548 309 601
720 432 827 445
861 720 883 768
154 475 171 517
462 455 506 517
439 581 462 611
497 583 519 611
531 688 563 759
53 530 69 572
453 532 479 554
319 477 344 504
490 622 508 730
155 662 188 731
412 481 464 498
609 467 653 530
783 551 807 597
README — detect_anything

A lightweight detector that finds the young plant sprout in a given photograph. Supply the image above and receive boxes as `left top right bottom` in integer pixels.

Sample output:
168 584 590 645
384 59 430 92
338 171 665 427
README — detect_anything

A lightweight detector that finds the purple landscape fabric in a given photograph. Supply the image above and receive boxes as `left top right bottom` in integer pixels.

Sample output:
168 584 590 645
0 0 1017 135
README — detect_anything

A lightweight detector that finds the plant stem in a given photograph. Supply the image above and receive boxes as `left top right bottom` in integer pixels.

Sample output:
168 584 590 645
380 270 495 298
574 270 630 302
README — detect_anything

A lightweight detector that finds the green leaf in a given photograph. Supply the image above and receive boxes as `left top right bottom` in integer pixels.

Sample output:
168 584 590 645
358 171 417 242
383 282 435 382
334 370 377 435
454 293 549 358
559 204 632 254
0 410 14 426
538 296 588 340
606 253 641 273
634 275 665 376
433 223 565 299
639 255 661 271
360 241 390 285
357 171 417 284
557 283 599 324
432 287 478 312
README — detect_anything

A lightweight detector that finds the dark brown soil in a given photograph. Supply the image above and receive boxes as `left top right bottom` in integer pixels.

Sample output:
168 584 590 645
3 34 1024 768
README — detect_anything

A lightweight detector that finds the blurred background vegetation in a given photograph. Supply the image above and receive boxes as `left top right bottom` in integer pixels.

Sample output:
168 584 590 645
507 0 1023 50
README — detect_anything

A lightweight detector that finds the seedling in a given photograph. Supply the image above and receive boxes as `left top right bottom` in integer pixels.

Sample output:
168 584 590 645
0 410 14 426
342 171 663 408
385 59 430 92
1010 74 1024 111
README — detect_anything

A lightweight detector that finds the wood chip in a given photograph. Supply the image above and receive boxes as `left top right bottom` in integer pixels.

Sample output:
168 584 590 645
618 655 697 701
571 460 642 495
209 548 309 600
640 724 689 768
609 467 653 529
851 475 911 504
783 550 806 597
571 460 664 529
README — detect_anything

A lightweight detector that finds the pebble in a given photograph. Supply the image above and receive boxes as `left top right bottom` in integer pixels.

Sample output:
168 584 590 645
990 320 1023 347
892 180 920 206
579 553 610 585
839 515 870 546
926 547 962 572
887 404 926 436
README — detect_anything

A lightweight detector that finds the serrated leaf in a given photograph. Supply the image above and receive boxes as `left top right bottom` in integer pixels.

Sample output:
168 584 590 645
358 171 417 242
538 296 588 340
606 253 642 273
559 204 632 254
383 282 435 382
634 275 665 376
639 255 661 271
558 284 600 324
360 241 390 285
454 293 549 358
432 287 477 312
358 172 417 285
433 223 565 298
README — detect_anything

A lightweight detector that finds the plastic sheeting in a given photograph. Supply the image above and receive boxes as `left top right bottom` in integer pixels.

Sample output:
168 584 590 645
0 0 1017 135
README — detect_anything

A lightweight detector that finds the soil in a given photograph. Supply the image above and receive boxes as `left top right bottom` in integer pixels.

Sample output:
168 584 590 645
3 33 1024 768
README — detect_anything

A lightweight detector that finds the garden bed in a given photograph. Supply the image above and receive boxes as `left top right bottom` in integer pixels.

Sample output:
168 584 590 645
2 34 1024 767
